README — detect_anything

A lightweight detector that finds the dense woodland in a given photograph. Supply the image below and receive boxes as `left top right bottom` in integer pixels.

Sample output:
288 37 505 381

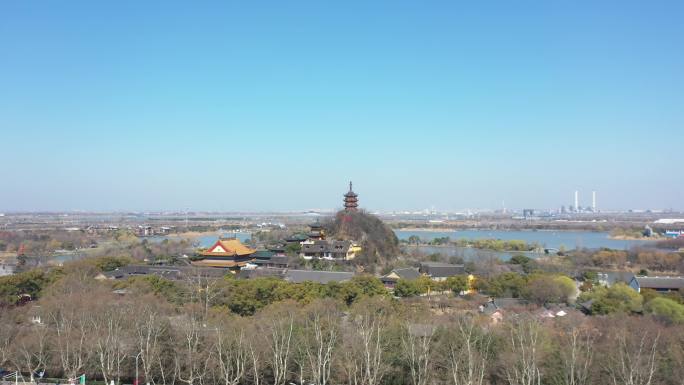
1 254 684 385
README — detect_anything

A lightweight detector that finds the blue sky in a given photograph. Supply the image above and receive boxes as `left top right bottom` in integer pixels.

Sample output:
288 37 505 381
1 1 683 212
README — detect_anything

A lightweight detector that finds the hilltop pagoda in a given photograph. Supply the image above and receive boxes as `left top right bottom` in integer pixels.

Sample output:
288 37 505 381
192 238 256 269
344 181 358 211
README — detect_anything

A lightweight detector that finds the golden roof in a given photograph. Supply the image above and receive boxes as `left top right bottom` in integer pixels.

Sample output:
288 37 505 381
201 238 256 257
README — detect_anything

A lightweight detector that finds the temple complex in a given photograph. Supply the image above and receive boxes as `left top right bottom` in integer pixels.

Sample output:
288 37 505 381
192 238 256 269
343 181 358 211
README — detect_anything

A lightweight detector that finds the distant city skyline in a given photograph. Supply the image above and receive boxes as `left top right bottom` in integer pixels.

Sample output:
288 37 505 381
1 1 683 212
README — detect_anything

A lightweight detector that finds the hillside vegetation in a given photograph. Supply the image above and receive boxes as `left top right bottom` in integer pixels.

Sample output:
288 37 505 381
326 209 400 268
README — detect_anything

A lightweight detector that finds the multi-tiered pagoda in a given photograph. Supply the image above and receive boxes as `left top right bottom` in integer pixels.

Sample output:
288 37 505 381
344 181 358 211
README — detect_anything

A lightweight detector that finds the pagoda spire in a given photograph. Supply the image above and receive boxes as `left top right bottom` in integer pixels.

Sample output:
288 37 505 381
344 181 358 211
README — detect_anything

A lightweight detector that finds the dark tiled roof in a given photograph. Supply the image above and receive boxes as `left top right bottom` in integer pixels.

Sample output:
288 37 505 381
598 271 635 286
395 267 422 280
104 265 228 280
481 298 529 315
285 270 354 284
634 276 684 290
253 250 275 259
419 262 466 278
238 268 286 279
285 234 309 242
253 255 289 266
381 267 421 282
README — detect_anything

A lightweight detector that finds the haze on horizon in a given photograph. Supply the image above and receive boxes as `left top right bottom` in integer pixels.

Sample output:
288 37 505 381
1 1 683 213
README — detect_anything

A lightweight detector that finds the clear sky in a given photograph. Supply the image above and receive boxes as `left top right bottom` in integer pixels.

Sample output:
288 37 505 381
1 1 683 212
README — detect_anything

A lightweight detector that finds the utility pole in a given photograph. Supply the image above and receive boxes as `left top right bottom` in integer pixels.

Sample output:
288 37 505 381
132 352 142 385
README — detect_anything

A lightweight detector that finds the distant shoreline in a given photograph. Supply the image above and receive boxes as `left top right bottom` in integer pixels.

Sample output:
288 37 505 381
608 235 659 241
166 230 220 238
165 230 252 239
394 227 600 233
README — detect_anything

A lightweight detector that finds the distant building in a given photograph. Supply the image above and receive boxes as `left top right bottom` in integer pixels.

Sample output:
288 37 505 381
307 222 326 240
285 233 309 244
137 225 154 237
97 265 229 280
380 267 421 289
655 219 684 225
629 276 684 293
0 262 16 277
418 262 466 281
597 271 635 287
251 250 289 268
135 225 173 237
192 238 256 269
300 239 361 260
479 298 530 324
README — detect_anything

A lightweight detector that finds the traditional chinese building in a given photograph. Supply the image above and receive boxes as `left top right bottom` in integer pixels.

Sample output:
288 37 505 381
192 238 256 269
300 239 361 260
344 181 358 211
307 222 326 240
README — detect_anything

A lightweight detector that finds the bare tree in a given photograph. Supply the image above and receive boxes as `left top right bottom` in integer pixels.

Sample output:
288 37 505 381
606 330 659 385
555 325 595 385
301 305 339 385
91 306 132 385
441 316 490 385
0 312 16 371
48 305 92 379
261 311 295 385
190 272 222 323
340 349 360 385
248 340 262 385
504 319 543 385
342 300 389 385
214 325 248 385
173 307 212 385
136 309 168 385
12 326 51 383
401 323 434 385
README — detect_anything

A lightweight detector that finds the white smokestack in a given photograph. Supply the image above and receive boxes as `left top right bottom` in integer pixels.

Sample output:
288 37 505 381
592 191 596 212
575 190 579 212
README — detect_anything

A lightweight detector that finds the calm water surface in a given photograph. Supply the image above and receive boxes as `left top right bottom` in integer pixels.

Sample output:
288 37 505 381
394 230 651 250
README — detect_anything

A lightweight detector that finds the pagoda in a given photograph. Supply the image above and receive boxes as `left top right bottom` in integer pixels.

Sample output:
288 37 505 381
343 181 358 211
308 221 326 240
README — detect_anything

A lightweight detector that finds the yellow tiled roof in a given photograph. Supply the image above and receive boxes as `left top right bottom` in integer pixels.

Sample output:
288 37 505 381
201 238 256 257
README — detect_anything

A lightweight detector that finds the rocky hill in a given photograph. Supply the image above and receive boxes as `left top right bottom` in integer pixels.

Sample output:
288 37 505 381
325 209 400 268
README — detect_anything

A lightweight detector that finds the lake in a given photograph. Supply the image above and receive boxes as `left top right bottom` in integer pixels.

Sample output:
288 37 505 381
394 229 651 250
